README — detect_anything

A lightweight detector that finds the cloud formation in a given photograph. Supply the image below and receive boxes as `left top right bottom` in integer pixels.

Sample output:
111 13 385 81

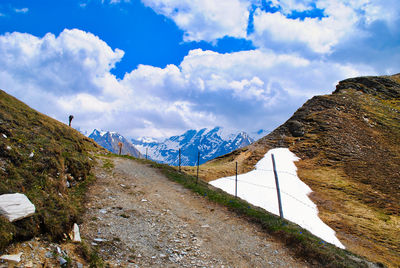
0 29 373 138
140 0 251 42
14 8 29 13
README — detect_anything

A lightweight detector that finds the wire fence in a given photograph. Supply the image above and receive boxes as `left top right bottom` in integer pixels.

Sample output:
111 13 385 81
175 149 316 220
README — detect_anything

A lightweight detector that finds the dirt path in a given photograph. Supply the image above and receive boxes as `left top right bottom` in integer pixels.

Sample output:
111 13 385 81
81 157 309 267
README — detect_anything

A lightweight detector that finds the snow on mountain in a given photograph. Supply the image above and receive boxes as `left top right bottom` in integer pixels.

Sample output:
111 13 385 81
89 129 142 158
132 127 255 166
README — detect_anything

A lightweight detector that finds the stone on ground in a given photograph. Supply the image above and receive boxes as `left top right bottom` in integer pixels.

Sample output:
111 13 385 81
0 193 35 222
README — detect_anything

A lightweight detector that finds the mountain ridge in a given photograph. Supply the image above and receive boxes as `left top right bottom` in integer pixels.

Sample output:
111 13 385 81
89 129 141 158
192 74 400 267
132 126 255 166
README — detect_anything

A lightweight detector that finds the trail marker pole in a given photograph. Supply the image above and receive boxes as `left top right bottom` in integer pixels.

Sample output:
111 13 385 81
146 148 148 160
118 142 123 156
271 154 284 219
179 148 181 172
196 151 200 184
235 161 238 198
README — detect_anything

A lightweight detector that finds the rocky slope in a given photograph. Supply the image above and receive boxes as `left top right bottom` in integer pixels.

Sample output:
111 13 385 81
132 127 254 166
0 89 106 252
89 129 141 158
197 74 400 267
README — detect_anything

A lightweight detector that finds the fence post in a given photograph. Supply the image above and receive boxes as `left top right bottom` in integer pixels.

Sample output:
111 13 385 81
179 148 181 172
118 142 123 155
235 161 238 198
196 151 200 184
271 154 284 219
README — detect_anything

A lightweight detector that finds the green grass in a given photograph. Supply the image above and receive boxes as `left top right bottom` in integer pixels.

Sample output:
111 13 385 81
114 154 374 268
0 90 105 252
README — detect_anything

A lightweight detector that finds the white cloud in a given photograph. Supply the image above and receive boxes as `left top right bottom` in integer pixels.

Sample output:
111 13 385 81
251 0 400 54
14 8 29 13
0 29 375 139
251 1 360 54
140 0 251 42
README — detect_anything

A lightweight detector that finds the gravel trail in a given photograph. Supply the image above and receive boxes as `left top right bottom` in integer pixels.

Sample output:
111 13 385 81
81 157 309 267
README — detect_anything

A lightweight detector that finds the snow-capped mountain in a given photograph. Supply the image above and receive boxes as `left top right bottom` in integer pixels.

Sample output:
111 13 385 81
132 127 254 166
89 129 142 158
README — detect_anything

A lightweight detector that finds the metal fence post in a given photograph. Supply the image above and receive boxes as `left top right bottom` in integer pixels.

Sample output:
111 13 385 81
196 151 200 184
235 161 238 198
179 148 181 172
271 154 284 219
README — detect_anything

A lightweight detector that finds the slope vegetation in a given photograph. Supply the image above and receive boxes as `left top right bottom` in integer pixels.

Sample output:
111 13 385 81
199 74 400 267
0 90 105 251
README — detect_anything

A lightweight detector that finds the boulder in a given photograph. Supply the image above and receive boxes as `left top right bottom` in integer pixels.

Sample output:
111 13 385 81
287 120 305 137
0 193 35 222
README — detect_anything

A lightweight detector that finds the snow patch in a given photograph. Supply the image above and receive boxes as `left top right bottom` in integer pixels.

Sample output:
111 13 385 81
210 148 345 249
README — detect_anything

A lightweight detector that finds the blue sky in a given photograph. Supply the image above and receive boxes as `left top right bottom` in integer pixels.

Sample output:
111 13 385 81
0 0 399 138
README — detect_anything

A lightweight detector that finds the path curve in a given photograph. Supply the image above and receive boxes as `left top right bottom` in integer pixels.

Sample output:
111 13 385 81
81 157 309 267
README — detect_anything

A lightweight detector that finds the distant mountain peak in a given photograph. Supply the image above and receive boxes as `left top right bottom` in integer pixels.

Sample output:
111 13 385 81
89 129 141 157
132 127 255 166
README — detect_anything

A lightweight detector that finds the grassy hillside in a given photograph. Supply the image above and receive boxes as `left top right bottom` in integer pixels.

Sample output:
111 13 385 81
0 89 106 251
189 74 400 267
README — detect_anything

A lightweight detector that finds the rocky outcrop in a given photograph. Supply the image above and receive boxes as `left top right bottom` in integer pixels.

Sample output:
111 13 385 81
334 75 400 99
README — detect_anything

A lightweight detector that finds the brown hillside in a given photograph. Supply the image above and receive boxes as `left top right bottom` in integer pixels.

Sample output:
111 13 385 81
191 74 400 267
0 89 106 251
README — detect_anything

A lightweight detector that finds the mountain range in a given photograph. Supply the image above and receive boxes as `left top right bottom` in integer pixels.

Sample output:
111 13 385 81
88 129 141 158
131 127 255 166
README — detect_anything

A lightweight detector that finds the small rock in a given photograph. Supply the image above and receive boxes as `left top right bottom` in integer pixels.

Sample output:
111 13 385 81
45 251 53 258
93 238 105 242
6 146 11 150
200 224 210 228
99 209 107 214
141 199 148 202
160 254 166 258
2 134 7 138
72 223 81 242
77 262 83 268
58 256 67 266
0 252 23 263
29 152 34 158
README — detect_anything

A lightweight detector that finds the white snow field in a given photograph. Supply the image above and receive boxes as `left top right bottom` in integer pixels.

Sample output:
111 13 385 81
210 148 345 249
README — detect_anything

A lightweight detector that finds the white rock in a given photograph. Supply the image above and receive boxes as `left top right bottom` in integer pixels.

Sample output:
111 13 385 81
0 193 35 222
0 252 22 263
72 223 81 242
6 146 11 150
29 152 34 158
141 199 148 202
2 134 7 138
